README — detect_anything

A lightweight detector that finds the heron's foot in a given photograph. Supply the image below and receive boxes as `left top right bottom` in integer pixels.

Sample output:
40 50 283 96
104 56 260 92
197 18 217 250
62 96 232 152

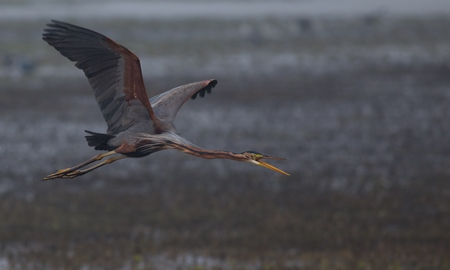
63 170 84 179
43 168 78 180
43 152 124 180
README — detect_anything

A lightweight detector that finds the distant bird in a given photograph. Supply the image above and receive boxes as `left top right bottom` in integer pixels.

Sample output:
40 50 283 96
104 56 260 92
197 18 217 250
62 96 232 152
42 20 289 180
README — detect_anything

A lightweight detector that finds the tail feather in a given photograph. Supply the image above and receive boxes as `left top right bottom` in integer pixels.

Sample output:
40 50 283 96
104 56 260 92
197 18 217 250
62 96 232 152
84 130 115 151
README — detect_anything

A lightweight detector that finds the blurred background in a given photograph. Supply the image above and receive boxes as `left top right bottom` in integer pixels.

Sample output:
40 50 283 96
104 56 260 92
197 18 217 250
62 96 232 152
1 0 450 269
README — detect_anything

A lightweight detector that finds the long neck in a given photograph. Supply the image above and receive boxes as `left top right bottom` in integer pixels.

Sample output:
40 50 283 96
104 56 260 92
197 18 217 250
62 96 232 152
177 143 245 161
167 135 244 161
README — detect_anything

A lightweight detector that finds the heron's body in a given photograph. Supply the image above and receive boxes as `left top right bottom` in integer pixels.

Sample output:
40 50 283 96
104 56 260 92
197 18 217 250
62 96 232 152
42 20 289 180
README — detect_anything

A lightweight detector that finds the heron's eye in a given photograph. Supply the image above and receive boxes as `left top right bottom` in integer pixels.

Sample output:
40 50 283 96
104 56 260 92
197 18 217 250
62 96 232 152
243 151 264 160
252 153 264 160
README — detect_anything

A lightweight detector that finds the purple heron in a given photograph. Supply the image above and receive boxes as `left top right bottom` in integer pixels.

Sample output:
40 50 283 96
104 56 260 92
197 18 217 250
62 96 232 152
42 20 289 180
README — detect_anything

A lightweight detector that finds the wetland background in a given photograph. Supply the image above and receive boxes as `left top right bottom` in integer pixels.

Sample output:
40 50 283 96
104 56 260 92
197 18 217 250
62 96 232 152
1 0 450 269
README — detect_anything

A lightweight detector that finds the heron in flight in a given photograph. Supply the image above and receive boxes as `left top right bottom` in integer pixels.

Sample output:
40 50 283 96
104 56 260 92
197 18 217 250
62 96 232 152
42 20 289 180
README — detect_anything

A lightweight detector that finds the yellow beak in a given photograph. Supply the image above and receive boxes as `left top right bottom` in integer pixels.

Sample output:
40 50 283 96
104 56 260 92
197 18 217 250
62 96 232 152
252 160 290 176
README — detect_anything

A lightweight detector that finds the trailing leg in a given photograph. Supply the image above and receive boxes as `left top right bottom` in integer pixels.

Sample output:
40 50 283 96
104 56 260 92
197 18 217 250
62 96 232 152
62 156 127 179
43 151 117 180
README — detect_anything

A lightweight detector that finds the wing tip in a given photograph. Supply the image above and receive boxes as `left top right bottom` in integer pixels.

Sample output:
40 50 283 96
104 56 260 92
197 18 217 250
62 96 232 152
191 79 218 100
208 79 218 87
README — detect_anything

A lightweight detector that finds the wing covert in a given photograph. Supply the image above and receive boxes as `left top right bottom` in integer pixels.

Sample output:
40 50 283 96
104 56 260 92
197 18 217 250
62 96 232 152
42 20 160 134
150 79 217 123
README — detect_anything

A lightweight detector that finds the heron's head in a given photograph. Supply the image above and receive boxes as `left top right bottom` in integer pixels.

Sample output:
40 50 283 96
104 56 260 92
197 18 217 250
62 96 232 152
241 151 290 176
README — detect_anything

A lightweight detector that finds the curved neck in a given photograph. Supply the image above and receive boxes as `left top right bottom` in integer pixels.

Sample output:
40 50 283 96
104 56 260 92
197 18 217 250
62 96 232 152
173 141 244 161
150 132 246 161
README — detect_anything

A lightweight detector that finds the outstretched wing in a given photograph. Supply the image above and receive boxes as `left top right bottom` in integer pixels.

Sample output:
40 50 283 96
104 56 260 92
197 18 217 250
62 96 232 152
42 20 161 135
150 79 217 123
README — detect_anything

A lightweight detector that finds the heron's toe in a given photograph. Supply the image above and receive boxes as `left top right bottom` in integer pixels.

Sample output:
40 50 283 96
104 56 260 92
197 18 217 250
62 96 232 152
64 170 82 178
54 168 72 174
43 168 73 180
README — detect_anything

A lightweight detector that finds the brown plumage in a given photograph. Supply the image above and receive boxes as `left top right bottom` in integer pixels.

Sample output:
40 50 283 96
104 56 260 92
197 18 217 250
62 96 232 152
42 20 289 180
